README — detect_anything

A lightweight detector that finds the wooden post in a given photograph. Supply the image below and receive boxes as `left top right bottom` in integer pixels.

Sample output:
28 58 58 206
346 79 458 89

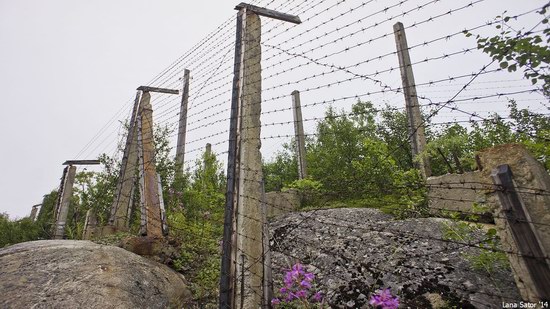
53 165 77 239
176 69 191 173
491 164 550 301
393 22 431 179
140 91 163 238
291 90 308 179
108 91 141 231
219 4 301 309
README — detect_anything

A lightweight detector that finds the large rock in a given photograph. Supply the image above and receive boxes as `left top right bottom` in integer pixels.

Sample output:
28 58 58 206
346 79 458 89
0 240 191 308
269 208 521 308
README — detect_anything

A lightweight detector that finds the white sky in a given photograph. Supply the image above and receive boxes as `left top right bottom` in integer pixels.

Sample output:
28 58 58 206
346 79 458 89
0 0 547 219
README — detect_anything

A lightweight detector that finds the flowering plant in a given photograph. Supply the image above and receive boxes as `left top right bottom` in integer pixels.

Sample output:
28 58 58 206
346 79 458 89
271 263 325 308
369 288 399 309
272 263 400 309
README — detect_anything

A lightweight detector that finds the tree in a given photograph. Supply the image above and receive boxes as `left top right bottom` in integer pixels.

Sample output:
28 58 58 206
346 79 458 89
0 213 41 248
263 142 299 192
465 6 550 98
168 148 226 306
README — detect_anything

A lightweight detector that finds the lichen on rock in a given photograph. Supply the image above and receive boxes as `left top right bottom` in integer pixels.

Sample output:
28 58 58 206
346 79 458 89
269 208 520 308
0 240 191 309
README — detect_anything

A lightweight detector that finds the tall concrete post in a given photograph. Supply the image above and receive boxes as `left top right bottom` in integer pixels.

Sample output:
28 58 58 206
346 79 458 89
234 11 264 308
393 22 431 179
175 69 191 173
291 90 308 179
108 91 141 231
140 92 164 238
137 112 147 236
220 4 301 308
53 165 77 239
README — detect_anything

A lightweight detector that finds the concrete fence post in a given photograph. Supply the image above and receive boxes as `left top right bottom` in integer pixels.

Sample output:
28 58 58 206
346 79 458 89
30 204 41 222
108 91 142 232
53 165 77 239
176 69 191 174
393 22 431 179
220 4 301 308
291 90 308 180
83 209 98 240
140 92 163 238
234 11 264 308
478 144 550 302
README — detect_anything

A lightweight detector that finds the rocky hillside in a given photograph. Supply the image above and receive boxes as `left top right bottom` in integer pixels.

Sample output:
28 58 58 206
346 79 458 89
269 208 520 308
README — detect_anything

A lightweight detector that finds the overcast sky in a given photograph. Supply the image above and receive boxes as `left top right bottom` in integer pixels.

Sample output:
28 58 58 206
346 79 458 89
0 0 547 219
0 0 244 218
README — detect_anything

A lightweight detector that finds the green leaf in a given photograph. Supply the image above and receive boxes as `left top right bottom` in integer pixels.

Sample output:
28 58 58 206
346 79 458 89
500 61 508 69
532 78 538 85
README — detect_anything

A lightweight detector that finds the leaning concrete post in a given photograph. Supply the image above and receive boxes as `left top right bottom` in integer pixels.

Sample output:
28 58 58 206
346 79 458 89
52 167 69 227
53 165 77 239
108 91 141 231
479 144 550 302
140 92 163 238
291 90 308 179
175 69 191 174
393 22 431 179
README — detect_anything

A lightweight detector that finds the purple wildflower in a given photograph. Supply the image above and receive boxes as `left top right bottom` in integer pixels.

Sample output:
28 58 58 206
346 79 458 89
300 279 312 289
271 298 281 306
369 288 399 309
292 263 304 273
304 272 315 281
295 289 308 299
274 263 325 307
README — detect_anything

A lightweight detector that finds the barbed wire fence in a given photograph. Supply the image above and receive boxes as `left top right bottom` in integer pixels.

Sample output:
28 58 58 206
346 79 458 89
59 0 550 307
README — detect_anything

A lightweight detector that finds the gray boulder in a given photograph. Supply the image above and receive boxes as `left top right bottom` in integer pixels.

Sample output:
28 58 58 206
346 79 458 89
269 208 520 308
0 240 191 308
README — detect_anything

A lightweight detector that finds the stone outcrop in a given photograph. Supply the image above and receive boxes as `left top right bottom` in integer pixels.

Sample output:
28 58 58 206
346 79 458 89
0 240 191 308
269 208 521 308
